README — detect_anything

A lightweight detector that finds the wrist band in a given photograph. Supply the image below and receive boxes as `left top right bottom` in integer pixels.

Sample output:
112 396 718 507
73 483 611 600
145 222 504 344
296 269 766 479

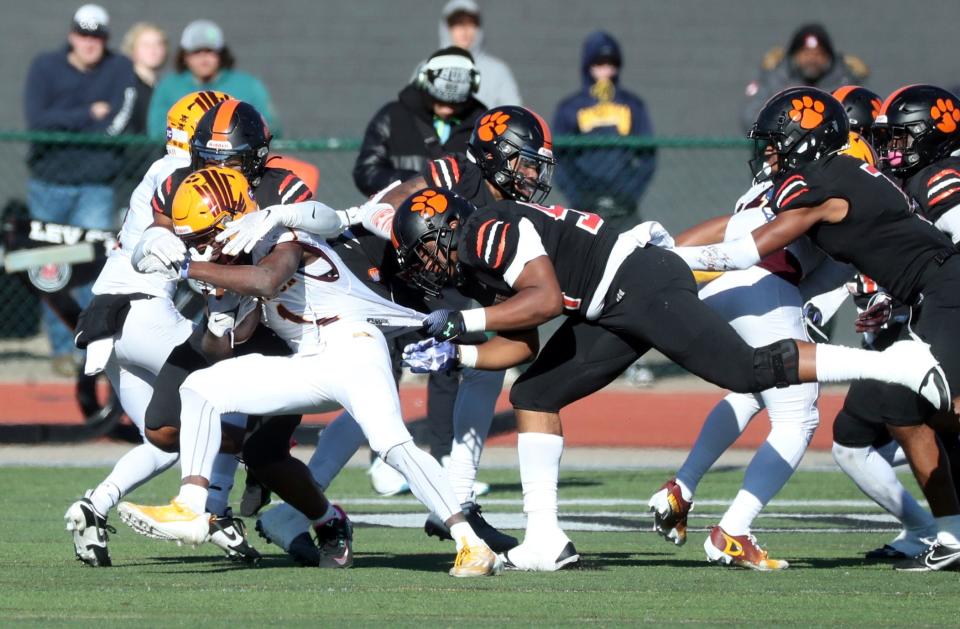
457 344 479 368
179 258 191 280
460 308 487 333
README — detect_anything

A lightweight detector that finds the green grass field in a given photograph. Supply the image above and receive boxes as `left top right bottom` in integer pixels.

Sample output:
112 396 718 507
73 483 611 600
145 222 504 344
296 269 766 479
1 463 958 627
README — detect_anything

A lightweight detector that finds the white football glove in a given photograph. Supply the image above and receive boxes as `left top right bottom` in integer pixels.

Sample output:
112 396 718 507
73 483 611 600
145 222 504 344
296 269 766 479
216 209 280 257
628 221 675 249
185 246 216 293
341 180 402 231
135 252 179 281
133 226 186 268
207 292 259 339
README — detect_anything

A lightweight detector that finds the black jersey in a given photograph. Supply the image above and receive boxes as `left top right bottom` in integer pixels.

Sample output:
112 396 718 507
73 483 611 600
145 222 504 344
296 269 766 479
422 154 498 207
150 166 313 217
456 199 618 318
906 156 960 224
772 154 954 304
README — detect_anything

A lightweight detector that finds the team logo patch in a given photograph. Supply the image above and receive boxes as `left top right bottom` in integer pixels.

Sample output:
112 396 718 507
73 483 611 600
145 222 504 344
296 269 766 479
409 189 447 218
789 95 825 129
931 98 960 133
28 263 71 293
476 111 510 142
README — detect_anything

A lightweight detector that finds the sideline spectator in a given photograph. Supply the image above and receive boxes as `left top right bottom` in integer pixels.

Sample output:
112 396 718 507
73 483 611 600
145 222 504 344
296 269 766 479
122 22 167 134
353 46 486 195
553 30 656 231
23 3 137 375
147 20 278 138
421 0 521 108
741 23 869 132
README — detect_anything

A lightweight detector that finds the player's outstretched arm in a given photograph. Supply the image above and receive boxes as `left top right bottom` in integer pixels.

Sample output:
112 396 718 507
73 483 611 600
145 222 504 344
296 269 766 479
184 242 301 298
675 214 732 246
403 330 539 373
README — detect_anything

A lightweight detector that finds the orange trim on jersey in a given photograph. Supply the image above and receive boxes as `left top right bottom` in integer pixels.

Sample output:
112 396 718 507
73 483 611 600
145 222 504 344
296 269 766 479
151 196 163 214
781 188 810 208
279 173 295 193
878 84 921 116
211 99 241 141
476 219 496 259
429 161 441 186
445 155 461 182
929 168 960 186
931 187 960 206
164 176 172 196
774 174 805 201
492 223 510 269
527 109 553 149
294 189 312 202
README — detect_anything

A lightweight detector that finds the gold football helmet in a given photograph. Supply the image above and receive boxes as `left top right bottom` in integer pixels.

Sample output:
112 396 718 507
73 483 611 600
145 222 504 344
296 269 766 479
166 90 232 155
171 166 256 255
840 131 878 166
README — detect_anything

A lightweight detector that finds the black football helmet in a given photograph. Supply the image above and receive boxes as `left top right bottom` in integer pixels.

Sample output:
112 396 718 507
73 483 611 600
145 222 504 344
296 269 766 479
748 87 849 180
832 85 882 136
191 99 272 186
467 105 555 204
873 84 960 179
392 187 474 297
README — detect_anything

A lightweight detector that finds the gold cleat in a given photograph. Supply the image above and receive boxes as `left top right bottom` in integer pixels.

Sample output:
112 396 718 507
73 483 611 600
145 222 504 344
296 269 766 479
118 499 212 547
704 525 789 571
449 538 504 577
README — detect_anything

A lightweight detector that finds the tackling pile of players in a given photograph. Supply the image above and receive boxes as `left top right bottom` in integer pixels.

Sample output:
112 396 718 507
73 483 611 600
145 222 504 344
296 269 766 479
63 80 960 576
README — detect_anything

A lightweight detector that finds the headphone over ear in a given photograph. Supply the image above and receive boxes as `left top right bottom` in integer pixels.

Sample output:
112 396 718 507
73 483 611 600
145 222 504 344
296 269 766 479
417 50 480 102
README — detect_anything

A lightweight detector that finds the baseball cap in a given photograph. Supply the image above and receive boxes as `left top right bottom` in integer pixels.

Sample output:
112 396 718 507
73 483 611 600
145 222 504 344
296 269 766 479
180 19 225 52
72 4 109 38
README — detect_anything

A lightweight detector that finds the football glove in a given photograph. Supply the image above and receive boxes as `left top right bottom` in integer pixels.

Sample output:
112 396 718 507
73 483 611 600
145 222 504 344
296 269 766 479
801 301 830 343
855 292 894 334
402 338 458 373
422 309 466 341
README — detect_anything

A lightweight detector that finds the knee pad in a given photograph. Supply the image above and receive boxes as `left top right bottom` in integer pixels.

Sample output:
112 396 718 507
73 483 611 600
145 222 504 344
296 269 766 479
752 339 799 390
508 379 561 414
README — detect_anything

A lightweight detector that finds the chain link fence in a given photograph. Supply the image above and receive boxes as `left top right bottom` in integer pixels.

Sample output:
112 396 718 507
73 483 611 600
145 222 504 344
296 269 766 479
0 132 754 378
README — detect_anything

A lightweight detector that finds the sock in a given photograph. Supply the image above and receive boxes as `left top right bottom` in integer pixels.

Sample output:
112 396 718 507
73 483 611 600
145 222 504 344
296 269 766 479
308 411 367 490
90 443 179 515
935 514 960 546
311 502 339 527
179 387 223 483
177 483 209 514
676 393 760 500
518 432 563 538
721 424 811 535
815 344 877 383
450 521 483 550
206 454 239 517
832 442 935 533
448 368 502 503
383 440 461 522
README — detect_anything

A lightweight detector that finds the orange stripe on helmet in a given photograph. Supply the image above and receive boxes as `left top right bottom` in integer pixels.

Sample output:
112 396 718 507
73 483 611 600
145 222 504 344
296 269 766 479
526 108 553 149
878 84 922 116
211 99 241 141
832 85 858 103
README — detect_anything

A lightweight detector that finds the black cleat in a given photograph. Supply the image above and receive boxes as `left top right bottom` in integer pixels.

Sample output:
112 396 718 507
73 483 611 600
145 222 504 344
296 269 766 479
64 492 115 567
424 501 518 553
894 541 960 571
208 513 262 565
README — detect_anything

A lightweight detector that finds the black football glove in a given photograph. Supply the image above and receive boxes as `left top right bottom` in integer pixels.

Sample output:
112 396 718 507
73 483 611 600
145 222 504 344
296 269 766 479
422 309 466 341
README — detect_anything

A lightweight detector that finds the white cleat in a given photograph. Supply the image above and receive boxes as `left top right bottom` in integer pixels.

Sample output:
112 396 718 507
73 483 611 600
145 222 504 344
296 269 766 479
117 499 211 547
499 530 580 572
368 457 410 496
64 490 114 567
881 340 951 411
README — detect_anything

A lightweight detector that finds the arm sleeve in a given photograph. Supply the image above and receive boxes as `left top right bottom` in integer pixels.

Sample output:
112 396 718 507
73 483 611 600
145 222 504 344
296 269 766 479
352 105 412 196
671 235 762 272
269 201 346 238
24 58 94 130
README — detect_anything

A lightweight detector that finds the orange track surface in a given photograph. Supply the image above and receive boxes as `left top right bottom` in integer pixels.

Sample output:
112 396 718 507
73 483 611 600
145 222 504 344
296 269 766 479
0 383 845 450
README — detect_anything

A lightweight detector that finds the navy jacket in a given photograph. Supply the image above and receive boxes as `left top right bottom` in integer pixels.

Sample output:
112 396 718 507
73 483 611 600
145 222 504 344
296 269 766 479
24 45 137 184
552 32 656 211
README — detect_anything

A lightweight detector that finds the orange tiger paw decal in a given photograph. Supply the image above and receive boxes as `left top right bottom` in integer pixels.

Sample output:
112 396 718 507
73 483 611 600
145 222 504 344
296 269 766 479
931 98 960 133
789 95 826 129
409 189 448 218
477 111 511 142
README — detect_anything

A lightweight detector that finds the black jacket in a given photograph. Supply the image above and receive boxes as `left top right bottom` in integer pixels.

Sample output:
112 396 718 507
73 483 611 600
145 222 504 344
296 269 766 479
352 83 485 196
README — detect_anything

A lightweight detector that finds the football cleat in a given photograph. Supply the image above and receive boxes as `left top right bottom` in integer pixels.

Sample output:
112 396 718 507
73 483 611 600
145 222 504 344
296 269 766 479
449 538 503 577
865 528 935 560
894 540 960 571
314 505 353 569
882 340 951 412
648 479 692 546
424 501 519 553
368 457 410 496
208 512 262 565
499 530 580 572
704 525 789 571
64 491 115 567
117 499 211 547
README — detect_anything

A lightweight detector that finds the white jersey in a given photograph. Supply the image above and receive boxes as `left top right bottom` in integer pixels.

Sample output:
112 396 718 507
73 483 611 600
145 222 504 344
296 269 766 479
252 227 425 354
92 154 189 299
726 180 824 280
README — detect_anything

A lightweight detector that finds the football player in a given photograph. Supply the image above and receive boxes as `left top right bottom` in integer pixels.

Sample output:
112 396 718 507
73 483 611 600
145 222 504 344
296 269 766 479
667 86 960 571
120 167 503 577
64 91 263 566
391 175 945 573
